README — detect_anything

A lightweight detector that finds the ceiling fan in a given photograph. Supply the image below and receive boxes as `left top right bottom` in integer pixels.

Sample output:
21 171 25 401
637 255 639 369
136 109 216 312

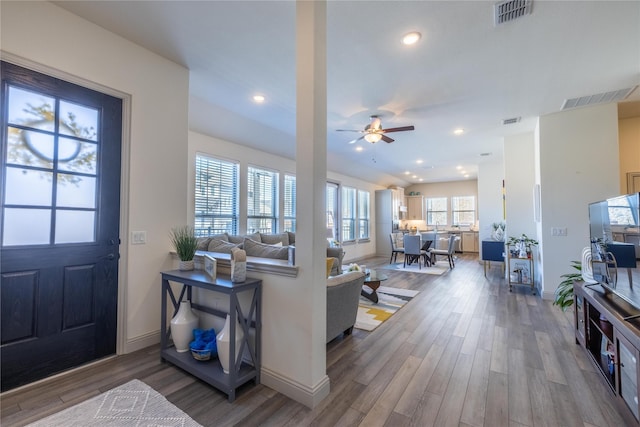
336 115 415 144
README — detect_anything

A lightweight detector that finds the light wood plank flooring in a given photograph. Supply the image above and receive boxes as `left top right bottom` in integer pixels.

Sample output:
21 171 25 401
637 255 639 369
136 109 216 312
1 254 636 426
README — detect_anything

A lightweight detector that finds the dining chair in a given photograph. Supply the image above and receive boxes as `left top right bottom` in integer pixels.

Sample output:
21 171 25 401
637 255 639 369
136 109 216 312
403 234 428 269
389 233 404 264
429 234 457 268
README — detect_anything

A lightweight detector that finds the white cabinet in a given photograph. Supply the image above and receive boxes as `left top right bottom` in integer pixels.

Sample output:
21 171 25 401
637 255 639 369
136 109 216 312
406 196 424 220
462 232 479 252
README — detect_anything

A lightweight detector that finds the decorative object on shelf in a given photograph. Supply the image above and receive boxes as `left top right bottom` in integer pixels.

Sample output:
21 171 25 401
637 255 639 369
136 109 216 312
170 300 199 352
170 225 198 271
230 247 247 282
189 328 217 361
216 314 244 374
204 254 217 280
507 233 538 258
491 222 505 241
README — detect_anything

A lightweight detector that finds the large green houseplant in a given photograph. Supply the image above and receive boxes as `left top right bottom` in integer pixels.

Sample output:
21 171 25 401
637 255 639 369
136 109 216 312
170 225 198 271
553 260 583 311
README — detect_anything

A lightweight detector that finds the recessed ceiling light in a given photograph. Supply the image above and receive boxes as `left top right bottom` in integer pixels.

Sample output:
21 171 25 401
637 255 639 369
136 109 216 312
416 159 423 164
464 174 469 178
412 175 418 179
355 146 363 152
253 94 265 103
419 178 424 182
456 165 462 170
461 170 467 174
402 31 422 45
454 128 464 135
404 171 411 175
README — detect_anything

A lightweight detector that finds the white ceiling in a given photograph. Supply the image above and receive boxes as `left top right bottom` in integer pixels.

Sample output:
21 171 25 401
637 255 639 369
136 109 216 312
54 0 640 187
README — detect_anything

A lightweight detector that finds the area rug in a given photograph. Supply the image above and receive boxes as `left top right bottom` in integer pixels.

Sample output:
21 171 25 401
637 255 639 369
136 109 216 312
379 261 449 275
27 379 201 427
354 286 419 331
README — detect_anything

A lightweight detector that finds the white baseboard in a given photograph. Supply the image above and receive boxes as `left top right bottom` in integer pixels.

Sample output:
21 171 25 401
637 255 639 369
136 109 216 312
123 331 160 354
261 367 330 408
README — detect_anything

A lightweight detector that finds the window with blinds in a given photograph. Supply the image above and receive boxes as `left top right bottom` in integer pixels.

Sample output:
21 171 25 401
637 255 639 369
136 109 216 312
247 166 278 234
358 190 370 240
341 186 357 242
326 182 339 243
283 174 296 232
426 197 448 226
194 154 239 236
452 196 476 226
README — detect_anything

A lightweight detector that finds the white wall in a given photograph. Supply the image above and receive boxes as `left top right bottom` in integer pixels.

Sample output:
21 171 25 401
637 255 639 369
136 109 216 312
619 116 640 192
504 133 537 241
477 159 505 246
1 1 190 352
537 103 620 299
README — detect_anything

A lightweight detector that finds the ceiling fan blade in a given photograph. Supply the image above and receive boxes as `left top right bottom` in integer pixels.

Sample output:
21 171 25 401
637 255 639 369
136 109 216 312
348 135 365 144
381 135 394 143
380 125 415 133
336 129 364 133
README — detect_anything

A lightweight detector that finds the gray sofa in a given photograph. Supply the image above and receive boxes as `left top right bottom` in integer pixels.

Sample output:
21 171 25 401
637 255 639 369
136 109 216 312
196 232 345 275
326 271 365 343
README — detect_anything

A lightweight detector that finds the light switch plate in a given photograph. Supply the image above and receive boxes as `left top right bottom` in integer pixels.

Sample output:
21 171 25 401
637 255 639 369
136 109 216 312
131 231 147 244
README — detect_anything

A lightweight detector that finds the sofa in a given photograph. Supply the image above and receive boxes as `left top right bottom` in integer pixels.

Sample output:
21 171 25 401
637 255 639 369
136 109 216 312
196 232 345 275
326 270 365 343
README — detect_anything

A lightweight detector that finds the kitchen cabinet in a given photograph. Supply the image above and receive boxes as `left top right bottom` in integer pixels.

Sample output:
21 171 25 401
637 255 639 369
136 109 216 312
406 196 424 221
462 231 478 252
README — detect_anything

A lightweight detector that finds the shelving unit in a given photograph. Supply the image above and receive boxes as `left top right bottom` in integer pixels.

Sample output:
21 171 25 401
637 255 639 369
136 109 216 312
506 245 535 294
160 270 262 402
575 283 640 425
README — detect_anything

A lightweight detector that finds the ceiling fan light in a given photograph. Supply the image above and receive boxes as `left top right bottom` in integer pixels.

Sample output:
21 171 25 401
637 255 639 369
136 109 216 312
364 133 382 143
402 31 421 45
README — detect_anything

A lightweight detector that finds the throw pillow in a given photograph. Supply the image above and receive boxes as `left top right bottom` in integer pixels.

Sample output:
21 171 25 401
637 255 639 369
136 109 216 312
326 258 336 278
243 238 289 260
260 232 290 246
196 237 211 251
287 231 296 245
227 232 261 244
208 239 242 254
327 270 365 287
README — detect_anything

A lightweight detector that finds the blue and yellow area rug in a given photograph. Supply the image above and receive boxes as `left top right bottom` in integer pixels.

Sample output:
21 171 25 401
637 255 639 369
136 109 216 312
354 286 419 331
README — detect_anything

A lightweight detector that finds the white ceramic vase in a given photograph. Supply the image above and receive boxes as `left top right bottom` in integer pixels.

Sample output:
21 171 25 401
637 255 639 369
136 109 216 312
170 300 199 352
216 314 244 374
179 260 194 271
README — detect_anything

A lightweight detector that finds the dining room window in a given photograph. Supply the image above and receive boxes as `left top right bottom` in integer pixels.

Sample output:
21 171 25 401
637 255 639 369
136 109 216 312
452 195 476 226
426 197 447 226
194 154 239 236
247 166 278 234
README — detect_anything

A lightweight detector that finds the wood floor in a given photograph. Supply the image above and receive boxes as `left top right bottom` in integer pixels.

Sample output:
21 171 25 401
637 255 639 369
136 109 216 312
1 254 636 426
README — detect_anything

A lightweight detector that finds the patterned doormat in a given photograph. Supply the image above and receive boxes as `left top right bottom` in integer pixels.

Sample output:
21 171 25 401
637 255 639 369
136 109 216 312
354 286 419 331
27 379 201 427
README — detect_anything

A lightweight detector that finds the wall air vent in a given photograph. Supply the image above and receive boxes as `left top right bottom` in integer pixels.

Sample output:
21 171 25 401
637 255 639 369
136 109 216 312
561 86 637 110
502 117 521 125
494 0 533 25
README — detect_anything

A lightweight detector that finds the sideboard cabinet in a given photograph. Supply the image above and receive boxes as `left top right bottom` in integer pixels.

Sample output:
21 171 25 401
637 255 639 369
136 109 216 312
575 283 640 425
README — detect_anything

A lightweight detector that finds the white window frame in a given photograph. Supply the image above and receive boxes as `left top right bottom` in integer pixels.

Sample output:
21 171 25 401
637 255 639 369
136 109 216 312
247 165 279 234
341 186 357 242
358 190 370 240
426 197 448 227
452 195 476 226
283 174 296 232
194 154 239 236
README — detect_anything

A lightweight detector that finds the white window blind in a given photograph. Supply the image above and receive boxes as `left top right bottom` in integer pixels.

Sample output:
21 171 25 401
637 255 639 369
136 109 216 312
358 190 370 239
326 182 339 242
341 186 356 242
247 166 278 234
426 197 448 226
284 174 296 232
194 154 239 236
452 196 476 226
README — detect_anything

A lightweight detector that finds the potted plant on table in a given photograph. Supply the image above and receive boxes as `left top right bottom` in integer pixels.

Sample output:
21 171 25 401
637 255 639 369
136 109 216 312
170 225 198 271
507 233 538 258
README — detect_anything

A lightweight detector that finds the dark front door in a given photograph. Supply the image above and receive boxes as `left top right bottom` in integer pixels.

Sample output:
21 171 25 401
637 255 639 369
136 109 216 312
0 62 122 391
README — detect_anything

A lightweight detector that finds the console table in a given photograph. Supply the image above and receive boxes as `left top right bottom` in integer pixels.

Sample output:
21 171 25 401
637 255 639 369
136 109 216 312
160 270 262 402
481 240 505 276
575 282 640 425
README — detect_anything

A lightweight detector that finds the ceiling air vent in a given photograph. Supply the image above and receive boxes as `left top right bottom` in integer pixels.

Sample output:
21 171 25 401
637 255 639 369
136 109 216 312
494 0 533 25
561 86 637 110
502 117 521 125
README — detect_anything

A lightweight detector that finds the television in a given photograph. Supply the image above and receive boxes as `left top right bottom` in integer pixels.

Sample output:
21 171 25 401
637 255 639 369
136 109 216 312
588 193 640 312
